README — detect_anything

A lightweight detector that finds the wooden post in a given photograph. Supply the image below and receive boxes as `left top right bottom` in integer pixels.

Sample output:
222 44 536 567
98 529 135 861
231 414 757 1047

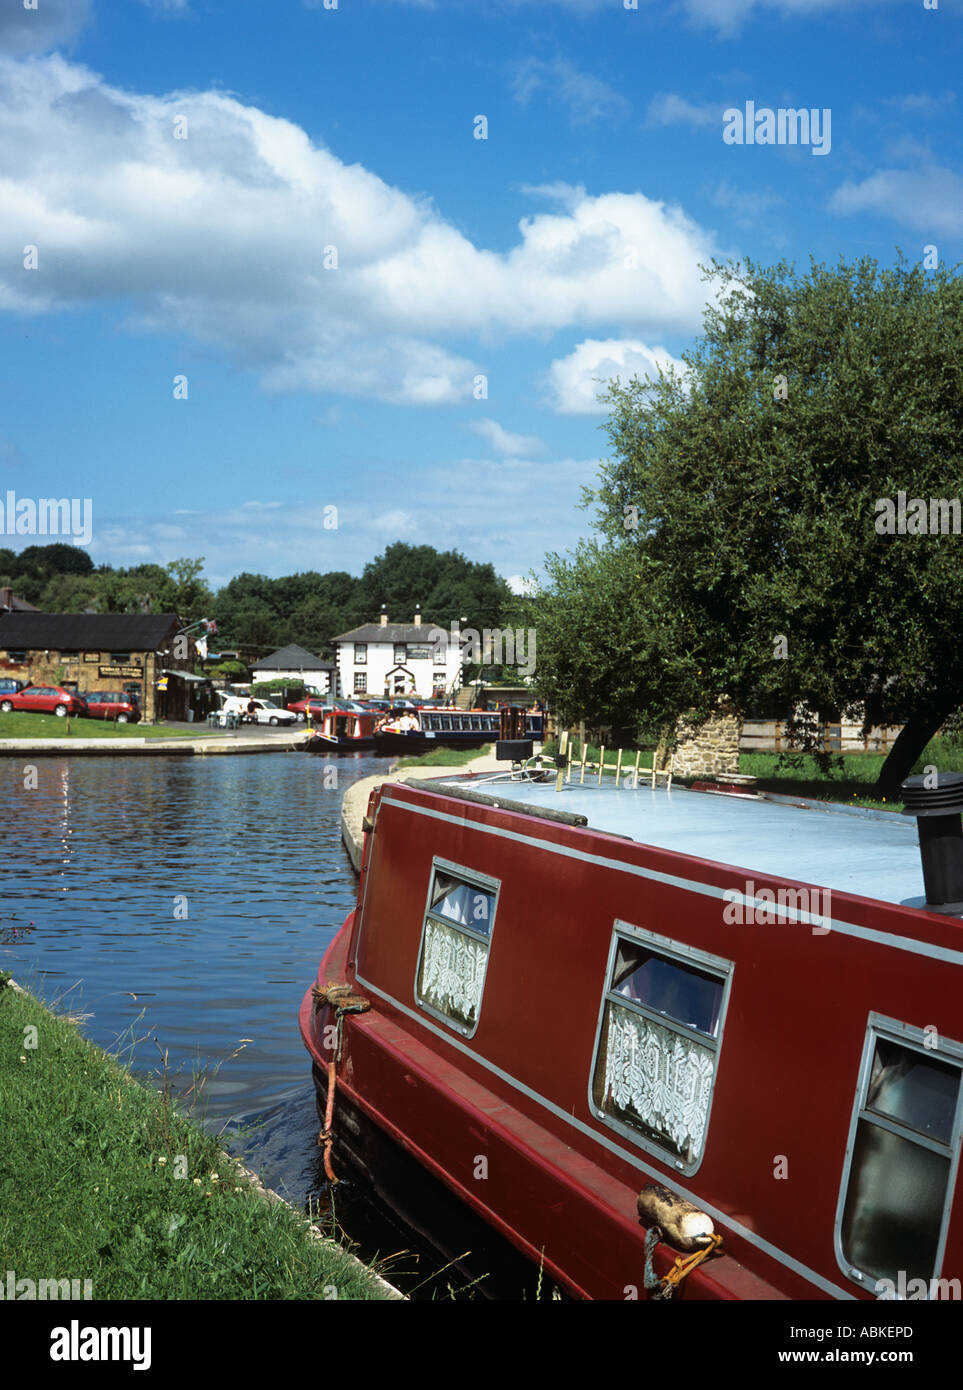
566 726 574 782
555 729 569 794
633 749 641 788
580 741 587 784
615 747 623 787
598 745 605 785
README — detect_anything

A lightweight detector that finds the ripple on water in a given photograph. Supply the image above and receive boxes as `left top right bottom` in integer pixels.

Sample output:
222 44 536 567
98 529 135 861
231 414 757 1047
0 750 391 1203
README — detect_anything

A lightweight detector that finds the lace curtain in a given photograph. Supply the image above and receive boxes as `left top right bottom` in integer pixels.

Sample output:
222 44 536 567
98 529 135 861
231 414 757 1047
601 1001 715 1160
420 917 489 1026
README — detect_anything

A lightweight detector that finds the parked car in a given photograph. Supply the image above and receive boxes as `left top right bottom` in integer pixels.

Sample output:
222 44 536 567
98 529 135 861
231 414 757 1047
286 697 330 723
82 691 141 723
0 678 24 696
0 685 88 717
220 696 298 727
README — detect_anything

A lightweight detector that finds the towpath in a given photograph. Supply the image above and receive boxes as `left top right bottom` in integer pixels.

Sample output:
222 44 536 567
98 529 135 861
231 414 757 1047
340 751 506 871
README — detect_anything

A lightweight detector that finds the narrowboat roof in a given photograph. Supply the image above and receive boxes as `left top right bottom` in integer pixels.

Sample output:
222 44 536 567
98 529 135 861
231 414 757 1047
433 776 930 910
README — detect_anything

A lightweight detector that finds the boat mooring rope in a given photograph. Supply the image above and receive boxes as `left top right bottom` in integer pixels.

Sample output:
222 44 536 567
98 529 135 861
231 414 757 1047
312 982 371 1185
643 1226 724 1299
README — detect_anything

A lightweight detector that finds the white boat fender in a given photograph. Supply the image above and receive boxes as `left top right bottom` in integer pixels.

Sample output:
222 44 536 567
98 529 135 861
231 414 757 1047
636 1183 715 1252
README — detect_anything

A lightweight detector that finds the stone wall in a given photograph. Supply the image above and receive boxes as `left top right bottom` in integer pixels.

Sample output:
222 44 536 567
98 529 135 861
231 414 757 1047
669 705 742 779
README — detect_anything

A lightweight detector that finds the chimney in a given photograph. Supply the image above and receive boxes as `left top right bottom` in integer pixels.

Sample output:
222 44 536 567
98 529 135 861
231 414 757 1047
901 772 963 914
380 605 388 627
414 604 421 628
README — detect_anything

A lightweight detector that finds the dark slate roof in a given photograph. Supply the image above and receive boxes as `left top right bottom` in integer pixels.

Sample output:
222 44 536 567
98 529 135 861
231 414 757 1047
252 644 334 671
0 612 179 650
332 623 455 643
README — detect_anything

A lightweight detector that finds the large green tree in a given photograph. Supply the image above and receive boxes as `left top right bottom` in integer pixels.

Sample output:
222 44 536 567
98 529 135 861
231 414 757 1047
533 254 963 792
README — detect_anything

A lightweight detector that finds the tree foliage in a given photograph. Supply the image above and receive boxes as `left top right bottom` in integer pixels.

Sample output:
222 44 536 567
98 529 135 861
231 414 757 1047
530 253 963 788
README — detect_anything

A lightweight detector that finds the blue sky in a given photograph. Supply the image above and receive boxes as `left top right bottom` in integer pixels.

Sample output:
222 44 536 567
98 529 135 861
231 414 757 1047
0 0 959 592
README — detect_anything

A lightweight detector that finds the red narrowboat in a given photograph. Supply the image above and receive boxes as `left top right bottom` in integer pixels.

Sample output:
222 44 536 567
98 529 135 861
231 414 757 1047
300 770 963 1300
307 705 380 752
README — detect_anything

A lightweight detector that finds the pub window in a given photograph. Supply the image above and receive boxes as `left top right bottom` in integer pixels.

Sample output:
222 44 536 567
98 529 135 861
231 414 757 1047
415 861 499 1036
394 644 406 664
354 644 367 664
353 672 367 694
434 643 447 666
58 650 79 659
836 1017 963 1295
6 650 26 663
110 652 131 664
590 924 733 1173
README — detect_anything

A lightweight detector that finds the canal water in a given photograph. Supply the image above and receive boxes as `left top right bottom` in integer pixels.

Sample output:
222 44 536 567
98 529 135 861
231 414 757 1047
0 751 450 1289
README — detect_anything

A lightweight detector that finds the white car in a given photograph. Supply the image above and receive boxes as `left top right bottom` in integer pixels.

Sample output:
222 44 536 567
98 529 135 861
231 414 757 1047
220 696 298 727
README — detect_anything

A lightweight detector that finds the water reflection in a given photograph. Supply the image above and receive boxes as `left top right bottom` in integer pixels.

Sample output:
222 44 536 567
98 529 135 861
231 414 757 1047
0 750 389 1202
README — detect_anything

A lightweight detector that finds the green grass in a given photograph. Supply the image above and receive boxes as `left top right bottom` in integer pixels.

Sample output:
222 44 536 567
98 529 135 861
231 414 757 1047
0 711 224 740
737 752 894 810
0 978 390 1300
394 744 487 769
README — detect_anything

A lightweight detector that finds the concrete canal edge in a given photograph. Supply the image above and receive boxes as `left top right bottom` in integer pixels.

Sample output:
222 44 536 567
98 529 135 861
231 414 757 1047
340 752 506 872
4 975 405 1301
0 731 315 756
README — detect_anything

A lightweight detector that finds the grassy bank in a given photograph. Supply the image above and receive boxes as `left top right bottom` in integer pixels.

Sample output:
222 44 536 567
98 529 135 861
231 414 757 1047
394 744 485 769
0 977 389 1300
0 711 224 740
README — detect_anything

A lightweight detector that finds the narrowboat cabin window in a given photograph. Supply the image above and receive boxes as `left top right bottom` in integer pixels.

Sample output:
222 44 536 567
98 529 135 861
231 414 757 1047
836 1017 963 1296
415 860 499 1037
590 925 733 1174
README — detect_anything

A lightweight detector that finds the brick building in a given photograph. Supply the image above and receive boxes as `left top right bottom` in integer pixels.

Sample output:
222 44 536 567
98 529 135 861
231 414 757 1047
0 612 203 723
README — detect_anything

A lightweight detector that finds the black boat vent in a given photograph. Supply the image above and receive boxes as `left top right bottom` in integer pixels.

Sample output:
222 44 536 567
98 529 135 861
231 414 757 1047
901 771 963 915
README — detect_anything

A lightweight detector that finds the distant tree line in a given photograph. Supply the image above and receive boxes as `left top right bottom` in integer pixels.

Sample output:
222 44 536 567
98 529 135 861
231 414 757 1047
0 541 514 663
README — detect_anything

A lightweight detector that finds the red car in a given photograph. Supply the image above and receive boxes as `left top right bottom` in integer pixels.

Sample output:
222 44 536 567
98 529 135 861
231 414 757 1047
286 697 329 723
82 691 141 723
0 685 88 717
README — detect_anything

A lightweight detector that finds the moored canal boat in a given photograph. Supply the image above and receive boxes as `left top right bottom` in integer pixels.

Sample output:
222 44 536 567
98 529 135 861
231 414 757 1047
371 706 544 754
306 705 380 752
300 771 963 1300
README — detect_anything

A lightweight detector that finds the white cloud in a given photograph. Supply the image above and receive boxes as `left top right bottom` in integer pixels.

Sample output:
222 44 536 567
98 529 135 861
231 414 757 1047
545 338 686 414
0 0 91 55
646 93 719 129
505 574 538 595
511 57 630 125
830 165 963 237
383 0 899 34
0 55 719 404
710 179 785 226
467 418 543 456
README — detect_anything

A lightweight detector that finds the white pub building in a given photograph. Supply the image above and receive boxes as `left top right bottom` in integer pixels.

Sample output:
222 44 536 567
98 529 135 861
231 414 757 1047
332 607 462 700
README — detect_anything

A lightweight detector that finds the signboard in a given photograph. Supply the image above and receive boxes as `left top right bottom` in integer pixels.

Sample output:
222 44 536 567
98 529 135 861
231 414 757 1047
407 645 434 661
99 665 143 679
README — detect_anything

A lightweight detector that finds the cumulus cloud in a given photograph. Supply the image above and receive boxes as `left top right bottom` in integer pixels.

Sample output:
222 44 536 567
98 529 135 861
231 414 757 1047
830 164 963 237
0 0 91 55
544 338 686 414
0 55 718 402
467 418 543 456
